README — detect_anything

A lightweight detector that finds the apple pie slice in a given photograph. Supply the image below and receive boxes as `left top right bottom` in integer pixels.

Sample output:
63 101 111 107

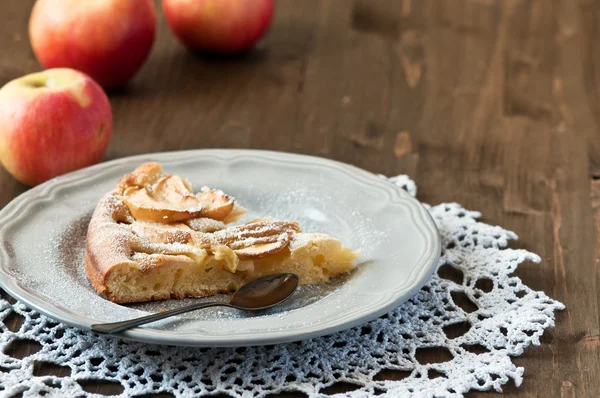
84 163 360 303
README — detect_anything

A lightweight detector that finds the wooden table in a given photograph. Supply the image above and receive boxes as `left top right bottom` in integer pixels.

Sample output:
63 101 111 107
1 1 598 396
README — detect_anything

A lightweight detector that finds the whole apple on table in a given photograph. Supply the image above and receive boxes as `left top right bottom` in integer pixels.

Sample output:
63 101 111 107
163 0 274 53
0 68 112 186
29 0 157 89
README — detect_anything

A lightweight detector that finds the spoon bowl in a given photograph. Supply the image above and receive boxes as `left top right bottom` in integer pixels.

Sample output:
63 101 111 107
230 273 299 310
92 273 300 334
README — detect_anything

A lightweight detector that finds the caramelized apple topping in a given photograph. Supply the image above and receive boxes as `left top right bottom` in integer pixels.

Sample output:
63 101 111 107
114 162 163 194
129 219 302 263
121 179 203 223
111 163 305 265
196 187 234 221
114 163 242 223
213 221 301 259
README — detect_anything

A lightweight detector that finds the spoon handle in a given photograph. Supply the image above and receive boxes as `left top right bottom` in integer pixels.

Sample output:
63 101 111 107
91 302 229 334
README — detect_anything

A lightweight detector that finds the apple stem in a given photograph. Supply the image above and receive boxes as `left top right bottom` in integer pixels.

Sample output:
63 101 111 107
26 80 46 88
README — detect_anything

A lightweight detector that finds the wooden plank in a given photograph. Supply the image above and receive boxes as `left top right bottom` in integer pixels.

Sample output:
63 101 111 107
547 1 600 393
578 0 600 176
417 0 507 218
417 1 598 397
495 1 600 397
326 0 422 176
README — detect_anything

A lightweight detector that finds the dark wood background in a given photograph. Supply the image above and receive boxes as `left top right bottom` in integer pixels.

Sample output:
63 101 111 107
1 0 599 397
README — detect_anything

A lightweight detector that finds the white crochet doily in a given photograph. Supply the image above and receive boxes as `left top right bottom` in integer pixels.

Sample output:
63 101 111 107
0 175 564 398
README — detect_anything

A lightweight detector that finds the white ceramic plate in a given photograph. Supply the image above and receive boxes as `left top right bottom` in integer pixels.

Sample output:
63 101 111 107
0 150 439 347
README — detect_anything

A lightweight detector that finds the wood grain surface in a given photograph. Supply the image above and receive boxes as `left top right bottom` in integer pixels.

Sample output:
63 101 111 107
1 1 599 397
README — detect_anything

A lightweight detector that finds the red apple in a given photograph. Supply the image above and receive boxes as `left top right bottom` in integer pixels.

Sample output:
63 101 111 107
162 0 274 53
29 0 156 89
0 68 112 186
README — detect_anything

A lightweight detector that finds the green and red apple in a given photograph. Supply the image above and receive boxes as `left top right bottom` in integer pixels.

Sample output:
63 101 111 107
0 68 112 186
162 0 274 53
29 0 157 89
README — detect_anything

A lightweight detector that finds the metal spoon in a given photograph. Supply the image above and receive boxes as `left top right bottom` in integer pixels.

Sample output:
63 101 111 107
91 273 299 334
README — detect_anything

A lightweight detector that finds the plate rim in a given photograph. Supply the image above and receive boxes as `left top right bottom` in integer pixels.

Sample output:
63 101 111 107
0 149 440 347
